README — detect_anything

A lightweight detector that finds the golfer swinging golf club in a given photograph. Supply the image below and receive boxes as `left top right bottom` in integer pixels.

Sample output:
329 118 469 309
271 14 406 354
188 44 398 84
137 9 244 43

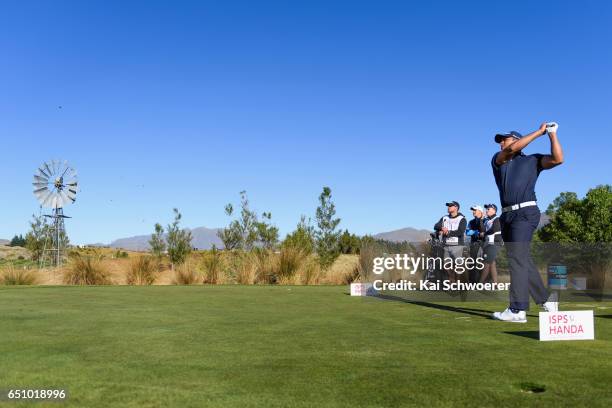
491 122 564 322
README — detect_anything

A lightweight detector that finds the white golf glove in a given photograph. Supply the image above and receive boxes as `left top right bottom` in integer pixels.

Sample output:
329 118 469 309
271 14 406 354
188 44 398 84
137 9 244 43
546 122 559 134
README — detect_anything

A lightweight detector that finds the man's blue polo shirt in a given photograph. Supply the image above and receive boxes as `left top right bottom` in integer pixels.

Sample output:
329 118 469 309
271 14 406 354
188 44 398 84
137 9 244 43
491 152 544 208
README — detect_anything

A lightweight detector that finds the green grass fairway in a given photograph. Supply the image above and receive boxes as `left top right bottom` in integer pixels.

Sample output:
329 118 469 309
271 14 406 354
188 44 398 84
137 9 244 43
1 286 610 407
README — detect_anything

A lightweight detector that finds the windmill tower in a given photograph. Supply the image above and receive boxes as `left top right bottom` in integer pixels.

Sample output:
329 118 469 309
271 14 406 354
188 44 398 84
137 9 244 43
32 160 79 267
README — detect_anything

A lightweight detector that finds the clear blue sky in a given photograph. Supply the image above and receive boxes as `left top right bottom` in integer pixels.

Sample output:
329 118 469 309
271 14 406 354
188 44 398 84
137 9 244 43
1 0 611 244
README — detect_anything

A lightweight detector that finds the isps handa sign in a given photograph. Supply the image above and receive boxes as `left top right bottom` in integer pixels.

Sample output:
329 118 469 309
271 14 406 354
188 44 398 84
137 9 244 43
539 311 595 341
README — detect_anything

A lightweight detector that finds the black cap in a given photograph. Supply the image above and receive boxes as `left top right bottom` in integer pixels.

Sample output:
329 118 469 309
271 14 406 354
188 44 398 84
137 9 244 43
445 201 460 208
484 203 498 211
494 131 523 143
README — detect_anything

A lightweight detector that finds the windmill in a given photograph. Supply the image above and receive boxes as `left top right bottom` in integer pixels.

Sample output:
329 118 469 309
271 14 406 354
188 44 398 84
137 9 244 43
32 160 79 267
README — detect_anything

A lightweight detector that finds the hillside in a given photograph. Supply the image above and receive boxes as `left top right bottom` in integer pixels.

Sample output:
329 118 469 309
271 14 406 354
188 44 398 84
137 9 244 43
110 227 222 251
373 227 430 243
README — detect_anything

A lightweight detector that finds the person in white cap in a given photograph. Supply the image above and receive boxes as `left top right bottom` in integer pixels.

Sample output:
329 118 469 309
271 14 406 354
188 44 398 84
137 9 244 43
479 204 502 284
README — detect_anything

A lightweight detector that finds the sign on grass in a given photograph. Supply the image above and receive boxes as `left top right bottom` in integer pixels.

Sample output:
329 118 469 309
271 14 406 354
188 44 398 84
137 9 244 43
539 311 594 341
350 283 377 296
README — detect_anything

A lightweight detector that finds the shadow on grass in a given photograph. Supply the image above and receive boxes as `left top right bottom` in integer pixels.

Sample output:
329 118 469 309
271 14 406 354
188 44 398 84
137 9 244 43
503 330 539 340
376 294 494 319
570 291 612 301
596 314 612 319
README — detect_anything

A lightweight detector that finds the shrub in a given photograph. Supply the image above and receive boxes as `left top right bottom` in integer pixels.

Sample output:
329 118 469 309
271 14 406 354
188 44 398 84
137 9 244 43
0 265 37 285
342 266 360 285
127 256 157 285
299 257 321 285
173 261 199 285
357 241 382 282
254 249 277 284
202 247 223 284
235 252 257 284
64 255 111 285
276 247 306 284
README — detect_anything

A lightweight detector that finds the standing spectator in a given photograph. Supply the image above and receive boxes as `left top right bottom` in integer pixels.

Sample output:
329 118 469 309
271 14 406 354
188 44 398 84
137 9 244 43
480 204 502 283
467 205 485 283
434 201 467 283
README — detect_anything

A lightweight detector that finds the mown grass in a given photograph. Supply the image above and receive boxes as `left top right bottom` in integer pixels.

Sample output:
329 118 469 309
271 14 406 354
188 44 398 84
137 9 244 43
0 286 610 407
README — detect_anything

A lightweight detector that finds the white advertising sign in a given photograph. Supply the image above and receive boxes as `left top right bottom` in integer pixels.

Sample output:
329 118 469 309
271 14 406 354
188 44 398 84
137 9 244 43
539 311 594 341
350 283 377 296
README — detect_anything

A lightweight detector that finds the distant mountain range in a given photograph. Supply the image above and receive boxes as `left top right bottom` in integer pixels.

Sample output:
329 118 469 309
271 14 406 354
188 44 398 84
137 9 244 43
373 227 431 243
103 214 552 251
109 227 223 251
107 226 431 251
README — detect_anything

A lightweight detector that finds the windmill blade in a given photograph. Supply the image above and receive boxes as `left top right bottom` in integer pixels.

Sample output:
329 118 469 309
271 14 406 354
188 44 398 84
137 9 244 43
34 174 49 183
41 191 55 207
58 190 70 206
34 159 79 208
61 162 72 178
34 189 50 204
43 162 53 177
65 190 77 203
53 194 64 209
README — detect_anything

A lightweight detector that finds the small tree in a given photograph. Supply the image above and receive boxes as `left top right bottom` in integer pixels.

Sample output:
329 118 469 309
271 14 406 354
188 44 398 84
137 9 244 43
149 223 166 259
25 214 51 261
9 234 26 247
283 215 315 254
339 230 361 254
537 185 612 289
218 191 275 251
257 212 279 250
218 204 243 250
166 208 193 268
315 186 341 269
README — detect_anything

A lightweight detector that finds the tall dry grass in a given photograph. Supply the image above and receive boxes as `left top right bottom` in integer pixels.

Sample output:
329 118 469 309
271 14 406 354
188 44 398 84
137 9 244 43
0 265 38 285
126 256 157 285
253 249 277 284
64 255 112 285
202 248 224 284
298 256 321 285
357 241 381 283
319 254 360 284
276 247 307 284
172 261 199 285
234 252 258 284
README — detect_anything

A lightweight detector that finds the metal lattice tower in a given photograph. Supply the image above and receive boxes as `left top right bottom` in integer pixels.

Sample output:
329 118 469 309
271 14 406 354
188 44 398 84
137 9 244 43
32 160 78 267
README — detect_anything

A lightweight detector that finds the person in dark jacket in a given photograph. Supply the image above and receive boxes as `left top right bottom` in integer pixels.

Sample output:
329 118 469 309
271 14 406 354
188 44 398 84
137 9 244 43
433 201 467 283
479 204 502 283
467 205 485 282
